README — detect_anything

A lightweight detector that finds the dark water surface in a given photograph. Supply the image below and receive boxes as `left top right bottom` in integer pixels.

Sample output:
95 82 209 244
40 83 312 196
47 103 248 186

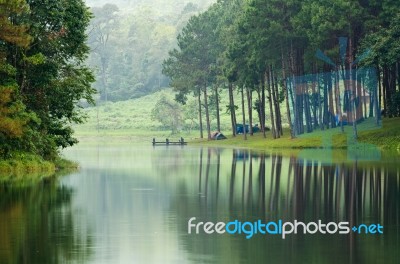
1 143 399 264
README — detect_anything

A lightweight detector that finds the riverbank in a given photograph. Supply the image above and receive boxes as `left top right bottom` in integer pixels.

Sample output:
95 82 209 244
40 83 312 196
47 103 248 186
72 117 399 151
0 153 78 183
190 117 400 151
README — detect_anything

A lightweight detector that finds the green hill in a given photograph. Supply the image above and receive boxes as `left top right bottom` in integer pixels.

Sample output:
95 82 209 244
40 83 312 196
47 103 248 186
74 88 262 138
74 89 272 138
74 89 399 151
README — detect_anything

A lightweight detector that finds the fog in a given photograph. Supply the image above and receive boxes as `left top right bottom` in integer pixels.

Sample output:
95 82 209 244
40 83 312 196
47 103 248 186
84 0 215 102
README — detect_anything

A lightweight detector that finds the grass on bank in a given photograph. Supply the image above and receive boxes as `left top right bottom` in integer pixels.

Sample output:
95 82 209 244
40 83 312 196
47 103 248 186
0 152 78 183
191 117 400 151
346 117 400 150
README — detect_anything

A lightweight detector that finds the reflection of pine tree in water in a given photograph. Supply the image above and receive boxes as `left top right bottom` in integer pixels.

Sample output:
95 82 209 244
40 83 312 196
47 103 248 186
0 180 93 264
169 148 399 263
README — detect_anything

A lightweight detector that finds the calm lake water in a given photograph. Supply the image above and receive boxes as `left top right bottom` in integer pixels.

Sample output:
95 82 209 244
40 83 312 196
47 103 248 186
1 142 399 264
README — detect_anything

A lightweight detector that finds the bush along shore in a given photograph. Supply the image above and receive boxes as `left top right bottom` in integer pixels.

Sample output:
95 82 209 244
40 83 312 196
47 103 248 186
0 153 78 183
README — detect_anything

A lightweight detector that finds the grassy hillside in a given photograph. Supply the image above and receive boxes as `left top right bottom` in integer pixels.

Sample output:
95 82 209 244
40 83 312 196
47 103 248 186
74 88 266 139
74 89 398 151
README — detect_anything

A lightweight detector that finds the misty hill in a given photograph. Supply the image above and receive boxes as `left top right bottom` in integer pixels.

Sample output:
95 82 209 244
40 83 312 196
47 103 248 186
85 0 214 11
85 0 215 102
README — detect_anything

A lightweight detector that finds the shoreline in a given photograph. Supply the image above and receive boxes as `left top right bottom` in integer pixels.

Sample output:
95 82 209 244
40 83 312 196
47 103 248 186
190 118 400 152
3 117 397 181
73 117 400 151
0 155 78 183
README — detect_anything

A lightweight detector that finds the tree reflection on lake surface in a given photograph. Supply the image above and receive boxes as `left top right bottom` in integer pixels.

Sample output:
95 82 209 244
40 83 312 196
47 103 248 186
171 148 399 264
0 179 92 264
1 145 398 263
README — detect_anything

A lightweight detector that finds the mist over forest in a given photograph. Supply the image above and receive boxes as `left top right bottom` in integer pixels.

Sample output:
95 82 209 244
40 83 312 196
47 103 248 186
85 0 215 101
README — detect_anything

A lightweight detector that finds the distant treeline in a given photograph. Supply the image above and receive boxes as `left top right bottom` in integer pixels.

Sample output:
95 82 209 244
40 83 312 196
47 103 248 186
86 0 215 101
0 0 95 160
163 0 400 140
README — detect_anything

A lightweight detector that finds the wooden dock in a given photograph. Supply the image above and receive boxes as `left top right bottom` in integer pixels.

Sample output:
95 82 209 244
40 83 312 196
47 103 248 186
152 138 187 146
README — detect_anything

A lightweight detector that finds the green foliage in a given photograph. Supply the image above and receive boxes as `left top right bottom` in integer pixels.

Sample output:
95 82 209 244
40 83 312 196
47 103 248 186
161 0 400 143
20 0 95 155
0 152 55 179
182 98 200 132
73 89 263 136
86 0 214 102
0 0 34 159
388 92 400 118
162 2 227 139
0 85 29 139
23 53 46 65
0 98 37 159
0 0 31 48
74 90 179 132
1 0 95 162
151 97 184 134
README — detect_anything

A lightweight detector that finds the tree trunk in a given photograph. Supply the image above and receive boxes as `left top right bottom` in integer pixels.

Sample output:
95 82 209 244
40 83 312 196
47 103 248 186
397 61 400 92
246 87 253 135
369 87 374 118
377 65 382 114
261 77 267 138
304 84 313 133
296 84 304 135
349 36 358 140
241 86 247 140
317 71 323 131
374 68 381 125
101 57 108 101
289 41 299 135
311 68 319 130
228 82 237 136
198 88 203 139
281 54 294 139
260 77 267 138
323 72 329 130
215 85 221 132
272 67 283 137
267 67 276 139
256 89 265 136
328 72 335 129
383 67 388 113
334 69 344 133
333 69 340 129
356 66 363 121
362 75 367 119
203 84 211 140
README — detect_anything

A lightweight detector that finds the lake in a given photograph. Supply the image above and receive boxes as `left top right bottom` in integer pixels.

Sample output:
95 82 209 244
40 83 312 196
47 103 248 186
1 142 399 263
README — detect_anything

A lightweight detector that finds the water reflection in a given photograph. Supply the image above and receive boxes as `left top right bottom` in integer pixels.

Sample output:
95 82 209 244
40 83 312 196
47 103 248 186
2 145 398 264
171 148 400 264
0 179 92 264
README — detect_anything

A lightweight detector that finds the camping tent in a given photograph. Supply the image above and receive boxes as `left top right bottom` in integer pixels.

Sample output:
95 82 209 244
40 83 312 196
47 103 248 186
211 132 227 140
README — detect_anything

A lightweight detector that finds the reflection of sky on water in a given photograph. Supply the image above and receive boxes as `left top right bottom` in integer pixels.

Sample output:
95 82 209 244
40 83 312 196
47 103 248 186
62 145 194 263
